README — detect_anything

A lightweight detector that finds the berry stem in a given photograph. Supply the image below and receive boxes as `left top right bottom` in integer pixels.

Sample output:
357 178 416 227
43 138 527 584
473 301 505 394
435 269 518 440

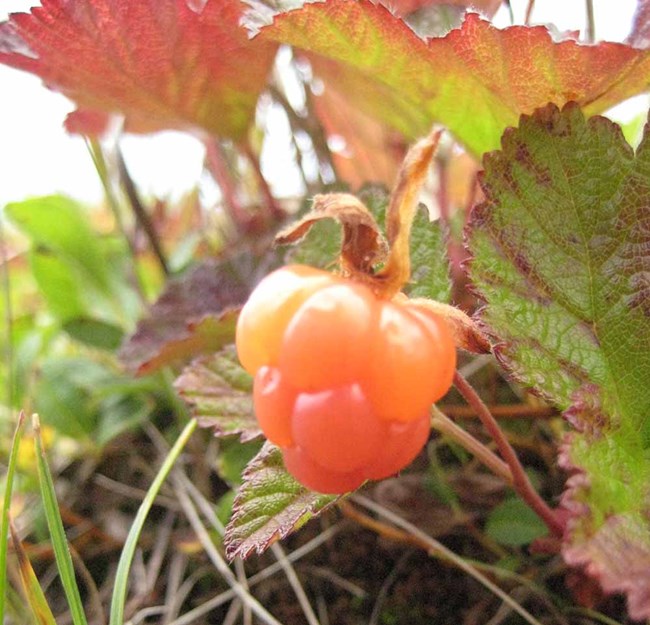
430 405 512 483
453 371 565 538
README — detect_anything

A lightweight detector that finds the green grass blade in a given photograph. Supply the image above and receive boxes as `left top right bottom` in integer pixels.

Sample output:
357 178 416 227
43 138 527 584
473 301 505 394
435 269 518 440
0 411 27 623
33 414 89 625
9 519 57 625
109 417 197 625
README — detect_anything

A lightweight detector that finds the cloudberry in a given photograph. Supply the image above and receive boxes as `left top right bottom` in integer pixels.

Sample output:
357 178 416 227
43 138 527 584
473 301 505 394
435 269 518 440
236 265 456 493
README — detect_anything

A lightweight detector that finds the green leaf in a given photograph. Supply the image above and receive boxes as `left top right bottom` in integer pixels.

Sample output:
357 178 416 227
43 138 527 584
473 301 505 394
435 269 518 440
62 318 125 350
224 442 338 560
34 357 152 445
216 439 264 486
287 217 343 270
485 498 547 547
260 2 650 156
405 207 451 302
467 102 650 620
175 347 260 442
5 196 112 294
94 393 152 447
34 358 110 440
30 249 88 321
33 416 89 625
0 413 26 623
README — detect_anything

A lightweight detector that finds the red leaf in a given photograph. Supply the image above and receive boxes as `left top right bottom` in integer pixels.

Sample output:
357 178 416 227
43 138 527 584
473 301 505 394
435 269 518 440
261 3 650 155
384 0 501 18
311 70 406 189
0 0 278 139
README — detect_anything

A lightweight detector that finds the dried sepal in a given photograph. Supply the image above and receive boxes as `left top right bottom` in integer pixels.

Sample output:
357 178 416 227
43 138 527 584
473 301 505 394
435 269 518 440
409 298 491 353
277 130 442 299
275 192 387 275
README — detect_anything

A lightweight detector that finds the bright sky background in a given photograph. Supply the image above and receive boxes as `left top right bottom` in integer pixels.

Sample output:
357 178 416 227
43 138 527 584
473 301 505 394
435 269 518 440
0 0 642 208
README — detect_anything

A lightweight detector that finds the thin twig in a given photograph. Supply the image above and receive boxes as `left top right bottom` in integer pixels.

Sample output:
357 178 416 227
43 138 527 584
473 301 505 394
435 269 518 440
351 495 546 625
524 0 535 24
453 372 564 537
204 139 250 228
270 543 321 625
85 139 148 304
69 545 106 625
369 550 413 625
242 140 285 221
165 524 345 625
234 559 252 625
179 469 320 625
171 476 284 625
439 403 557 420
116 146 169 276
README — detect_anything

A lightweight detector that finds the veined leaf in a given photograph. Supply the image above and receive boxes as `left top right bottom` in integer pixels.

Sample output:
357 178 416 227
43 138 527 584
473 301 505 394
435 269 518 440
224 443 338 560
0 0 277 139
467 102 650 620
259 2 650 156
175 346 260 442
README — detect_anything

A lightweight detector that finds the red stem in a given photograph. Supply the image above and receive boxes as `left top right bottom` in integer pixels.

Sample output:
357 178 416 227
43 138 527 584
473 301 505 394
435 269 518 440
453 371 565 537
204 139 250 229
242 140 285 222
524 0 535 24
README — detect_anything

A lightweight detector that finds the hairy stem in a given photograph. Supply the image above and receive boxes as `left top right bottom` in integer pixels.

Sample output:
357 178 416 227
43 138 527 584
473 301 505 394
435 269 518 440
242 140 285 221
453 371 564 537
204 139 251 231
431 405 512 483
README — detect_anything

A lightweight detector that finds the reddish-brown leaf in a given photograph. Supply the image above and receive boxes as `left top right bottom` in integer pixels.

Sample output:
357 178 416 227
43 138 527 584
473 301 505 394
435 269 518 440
175 348 260 443
261 2 650 155
0 0 278 138
627 0 650 48
118 260 251 375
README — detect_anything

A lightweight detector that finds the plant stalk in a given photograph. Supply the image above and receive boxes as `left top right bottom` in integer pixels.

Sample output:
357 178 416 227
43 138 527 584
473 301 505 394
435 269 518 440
585 0 596 43
116 146 170 276
242 140 285 222
431 405 512 483
453 371 564 537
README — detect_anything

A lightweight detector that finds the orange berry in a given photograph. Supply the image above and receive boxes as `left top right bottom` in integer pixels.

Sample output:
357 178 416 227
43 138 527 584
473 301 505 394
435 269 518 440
291 384 384 473
283 445 365 494
253 366 296 447
236 264 457 494
279 282 376 391
361 302 455 422
236 265 332 374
